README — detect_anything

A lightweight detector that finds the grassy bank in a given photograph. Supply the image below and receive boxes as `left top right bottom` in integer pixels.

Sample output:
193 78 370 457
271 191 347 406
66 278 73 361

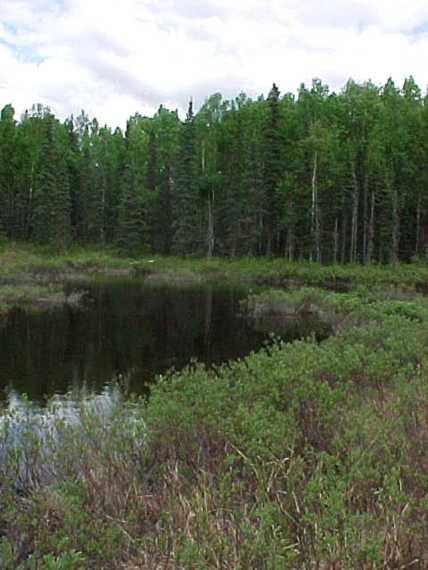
1 285 428 567
0 243 133 313
1 241 428 315
2 241 428 287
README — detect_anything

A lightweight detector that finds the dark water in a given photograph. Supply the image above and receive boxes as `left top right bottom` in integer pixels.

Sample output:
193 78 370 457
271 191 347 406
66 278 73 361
0 279 329 403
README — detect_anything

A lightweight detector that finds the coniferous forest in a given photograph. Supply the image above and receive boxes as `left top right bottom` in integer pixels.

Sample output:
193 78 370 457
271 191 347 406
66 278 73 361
1 76 428 262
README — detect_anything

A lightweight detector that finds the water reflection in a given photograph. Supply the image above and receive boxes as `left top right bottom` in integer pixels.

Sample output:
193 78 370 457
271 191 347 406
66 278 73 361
0 279 327 403
0 384 136 489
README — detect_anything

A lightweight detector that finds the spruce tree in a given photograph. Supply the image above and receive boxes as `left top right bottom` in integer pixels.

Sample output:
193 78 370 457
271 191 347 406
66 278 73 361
263 83 283 255
152 162 173 254
225 111 244 256
0 105 18 237
145 128 159 250
171 101 200 255
105 127 126 243
32 116 71 249
117 162 145 255
116 122 146 254
241 136 264 255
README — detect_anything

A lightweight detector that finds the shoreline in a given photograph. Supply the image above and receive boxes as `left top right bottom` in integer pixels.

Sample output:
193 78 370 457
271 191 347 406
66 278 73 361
1 243 427 313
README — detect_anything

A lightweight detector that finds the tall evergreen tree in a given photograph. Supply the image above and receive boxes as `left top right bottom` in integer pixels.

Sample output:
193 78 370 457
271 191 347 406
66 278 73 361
263 83 283 255
117 162 145 254
171 101 200 255
65 117 81 241
148 106 180 253
32 115 71 249
0 105 18 237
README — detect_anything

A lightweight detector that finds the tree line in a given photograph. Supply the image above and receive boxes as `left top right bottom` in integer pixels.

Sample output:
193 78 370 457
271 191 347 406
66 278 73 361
1 76 428 263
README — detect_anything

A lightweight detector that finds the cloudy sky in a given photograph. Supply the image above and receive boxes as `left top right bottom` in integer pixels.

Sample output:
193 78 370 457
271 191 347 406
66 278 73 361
1 0 428 128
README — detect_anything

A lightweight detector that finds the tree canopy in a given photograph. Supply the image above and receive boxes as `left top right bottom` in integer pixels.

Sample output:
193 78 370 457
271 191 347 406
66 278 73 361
1 77 428 262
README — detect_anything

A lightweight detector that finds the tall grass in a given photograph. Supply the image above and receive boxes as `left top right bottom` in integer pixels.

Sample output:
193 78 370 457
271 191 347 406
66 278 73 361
2 241 428 287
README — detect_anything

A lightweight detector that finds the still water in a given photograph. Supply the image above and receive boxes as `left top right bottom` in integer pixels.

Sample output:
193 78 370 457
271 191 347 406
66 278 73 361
0 279 328 403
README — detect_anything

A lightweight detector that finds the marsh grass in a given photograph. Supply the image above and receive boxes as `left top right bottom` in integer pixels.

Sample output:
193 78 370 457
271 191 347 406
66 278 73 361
2 242 428 288
0 243 134 313
0 244 131 281
243 285 428 339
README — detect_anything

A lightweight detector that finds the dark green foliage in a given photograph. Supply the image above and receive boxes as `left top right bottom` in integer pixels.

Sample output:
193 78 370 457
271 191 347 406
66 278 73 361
150 161 172 254
2 78 428 261
65 118 82 242
103 127 126 243
116 162 146 255
148 106 181 254
31 116 71 250
171 101 200 255
146 129 157 193
223 111 245 255
145 128 170 253
75 125 107 245
237 134 264 255
0 105 18 238
263 83 283 255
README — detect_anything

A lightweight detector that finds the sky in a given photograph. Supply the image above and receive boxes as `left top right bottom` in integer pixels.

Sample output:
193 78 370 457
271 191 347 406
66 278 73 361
1 0 428 128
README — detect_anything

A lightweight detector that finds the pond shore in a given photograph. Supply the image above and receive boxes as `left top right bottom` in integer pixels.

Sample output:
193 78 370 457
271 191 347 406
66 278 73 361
1 243 428 312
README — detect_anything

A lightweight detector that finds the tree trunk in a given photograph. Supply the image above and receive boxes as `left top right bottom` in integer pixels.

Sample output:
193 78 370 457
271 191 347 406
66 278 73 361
100 181 106 245
333 217 338 264
204 285 213 353
266 233 272 257
207 187 214 258
340 207 347 264
391 187 400 264
311 151 320 262
366 189 375 265
416 196 421 255
201 140 206 172
350 165 359 264
362 173 369 264
286 199 295 261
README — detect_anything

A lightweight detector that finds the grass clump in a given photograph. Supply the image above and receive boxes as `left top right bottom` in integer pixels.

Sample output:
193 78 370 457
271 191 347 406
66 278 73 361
243 285 428 334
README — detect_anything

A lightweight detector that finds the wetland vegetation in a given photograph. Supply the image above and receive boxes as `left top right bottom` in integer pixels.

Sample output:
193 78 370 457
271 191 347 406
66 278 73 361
1 245 428 567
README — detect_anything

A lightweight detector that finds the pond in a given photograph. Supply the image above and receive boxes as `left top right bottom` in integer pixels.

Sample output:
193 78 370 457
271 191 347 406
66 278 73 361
0 278 330 404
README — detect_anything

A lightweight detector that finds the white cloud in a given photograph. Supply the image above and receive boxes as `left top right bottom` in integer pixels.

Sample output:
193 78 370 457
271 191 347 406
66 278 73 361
1 0 428 128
